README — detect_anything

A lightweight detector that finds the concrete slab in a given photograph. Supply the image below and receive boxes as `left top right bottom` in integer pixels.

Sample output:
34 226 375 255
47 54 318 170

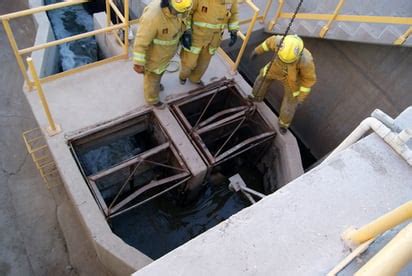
134 132 412 276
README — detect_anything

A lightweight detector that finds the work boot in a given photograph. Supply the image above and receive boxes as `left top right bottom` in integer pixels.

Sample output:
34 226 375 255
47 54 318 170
160 83 164 92
179 78 187 85
279 126 288 134
152 101 166 110
190 79 204 87
247 94 257 102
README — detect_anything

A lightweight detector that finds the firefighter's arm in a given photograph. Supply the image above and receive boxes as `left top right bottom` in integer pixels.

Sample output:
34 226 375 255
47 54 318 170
297 50 317 102
132 13 157 67
228 0 240 31
254 35 282 55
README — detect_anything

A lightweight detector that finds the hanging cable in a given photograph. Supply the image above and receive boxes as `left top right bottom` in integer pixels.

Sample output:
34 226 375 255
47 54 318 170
253 0 304 96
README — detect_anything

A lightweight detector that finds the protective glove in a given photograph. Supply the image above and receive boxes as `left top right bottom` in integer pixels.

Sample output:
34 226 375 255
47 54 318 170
181 29 192 50
228 30 238 47
249 50 258 60
133 64 145 74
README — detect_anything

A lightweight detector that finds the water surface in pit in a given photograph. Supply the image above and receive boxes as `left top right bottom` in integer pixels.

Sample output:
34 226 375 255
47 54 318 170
109 166 261 260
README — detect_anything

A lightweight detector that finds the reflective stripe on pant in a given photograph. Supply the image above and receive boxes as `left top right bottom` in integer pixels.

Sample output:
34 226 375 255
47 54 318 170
180 46 213 83
144 70 162 104
252 69 298 128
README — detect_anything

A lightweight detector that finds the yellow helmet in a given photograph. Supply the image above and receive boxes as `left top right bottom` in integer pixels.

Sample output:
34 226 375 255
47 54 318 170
170 0 192 13
278 35 304 63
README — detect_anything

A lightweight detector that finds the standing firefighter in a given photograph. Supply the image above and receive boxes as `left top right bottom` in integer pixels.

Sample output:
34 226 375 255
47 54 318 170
249 35 316 133
133 0 192 108
179 0 239 85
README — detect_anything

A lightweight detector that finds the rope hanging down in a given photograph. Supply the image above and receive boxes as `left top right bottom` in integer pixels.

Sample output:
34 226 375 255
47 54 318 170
254 0 304 95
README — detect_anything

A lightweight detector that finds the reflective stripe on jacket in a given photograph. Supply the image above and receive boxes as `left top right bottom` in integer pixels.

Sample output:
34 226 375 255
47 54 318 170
133 0 186 74
185 0 239 54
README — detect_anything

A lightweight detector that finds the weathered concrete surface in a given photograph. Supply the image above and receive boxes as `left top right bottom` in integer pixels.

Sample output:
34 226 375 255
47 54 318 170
224 29 412 159
0 1 110 275
23 29 303 272
134 118 412 275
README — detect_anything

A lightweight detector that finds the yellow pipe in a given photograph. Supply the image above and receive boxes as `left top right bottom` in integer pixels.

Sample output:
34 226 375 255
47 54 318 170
109 0 125 23
2 19 33 90
268 0 284 31
19 23 126 55
233 0 259 71
355 223 412 276
105 0 111 26
261 0 273 23
343 201 412 247
27 57 60 135
279 13 412 25
394 26 412 45
123 0 130 52
0 0 88 20
319 0 346 38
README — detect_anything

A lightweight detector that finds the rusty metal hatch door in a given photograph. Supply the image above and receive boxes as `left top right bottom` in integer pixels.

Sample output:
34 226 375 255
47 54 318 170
69 111 191 219
171 79 276 167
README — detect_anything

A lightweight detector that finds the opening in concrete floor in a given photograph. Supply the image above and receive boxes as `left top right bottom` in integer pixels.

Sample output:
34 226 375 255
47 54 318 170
68 81 280 259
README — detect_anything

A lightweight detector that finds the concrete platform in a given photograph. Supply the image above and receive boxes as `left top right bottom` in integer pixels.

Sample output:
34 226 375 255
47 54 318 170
134 110 412 275
24 39 303 274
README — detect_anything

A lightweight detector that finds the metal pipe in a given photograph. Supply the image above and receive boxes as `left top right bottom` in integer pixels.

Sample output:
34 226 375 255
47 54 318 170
0 0 89 20
124 0 130 52
268 0 284 31
324 110 412 166
19 23 126 55
355 223 412 276
342 201 412 247
261 0 273 23
233 0 259 71
27 58 61 135
2 19 32 90
394 26 412 45
319 0 346 38
371 109 401 133
242 186 266 199
105 0 111 26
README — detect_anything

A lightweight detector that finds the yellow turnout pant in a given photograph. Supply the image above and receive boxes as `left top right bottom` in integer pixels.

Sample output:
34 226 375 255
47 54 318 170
144 70 162 105
180 47 213 83
251 69 299 128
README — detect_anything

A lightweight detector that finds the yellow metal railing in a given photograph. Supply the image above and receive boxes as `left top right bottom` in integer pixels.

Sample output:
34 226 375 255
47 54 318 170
266 0 412 45
0 0 131 89
217 0 261 72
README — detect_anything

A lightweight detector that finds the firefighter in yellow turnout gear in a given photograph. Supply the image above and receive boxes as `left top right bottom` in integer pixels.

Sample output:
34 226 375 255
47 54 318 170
179 0 239 84
250 35 317 133
133 0 192 108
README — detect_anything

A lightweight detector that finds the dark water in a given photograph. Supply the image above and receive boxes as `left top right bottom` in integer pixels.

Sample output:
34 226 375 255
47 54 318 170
110 181 250 259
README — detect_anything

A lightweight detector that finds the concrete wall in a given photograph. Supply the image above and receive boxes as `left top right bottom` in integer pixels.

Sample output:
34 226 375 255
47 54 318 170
223 29 412 159
29 0 59 77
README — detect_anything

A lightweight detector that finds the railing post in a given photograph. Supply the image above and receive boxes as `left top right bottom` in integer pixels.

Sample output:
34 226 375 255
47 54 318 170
124 0 130 53
105 0 111 26
261 0 273 23
319 0 346 38
268 0 284 31
2 19 33 90
27 57 61 136
394 26 412 45
232 0 259 72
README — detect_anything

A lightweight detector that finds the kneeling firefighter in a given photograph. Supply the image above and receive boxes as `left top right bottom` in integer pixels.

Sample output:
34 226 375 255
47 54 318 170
132 0 192 108
249 35 317 133
179 0 240 85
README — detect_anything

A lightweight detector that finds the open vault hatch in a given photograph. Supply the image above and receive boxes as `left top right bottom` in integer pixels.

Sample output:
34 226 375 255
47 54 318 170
69 111 190 219
171 79 277 168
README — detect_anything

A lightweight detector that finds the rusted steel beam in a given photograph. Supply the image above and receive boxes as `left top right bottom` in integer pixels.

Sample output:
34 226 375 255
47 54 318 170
88 142 170 181
108 176 191 219
215 132 276 163
143 159 189 173
214 117 247 157
89 180 109 216
197 112 245 134
198 106 249 128
109 172 190 214
108 160 143 209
